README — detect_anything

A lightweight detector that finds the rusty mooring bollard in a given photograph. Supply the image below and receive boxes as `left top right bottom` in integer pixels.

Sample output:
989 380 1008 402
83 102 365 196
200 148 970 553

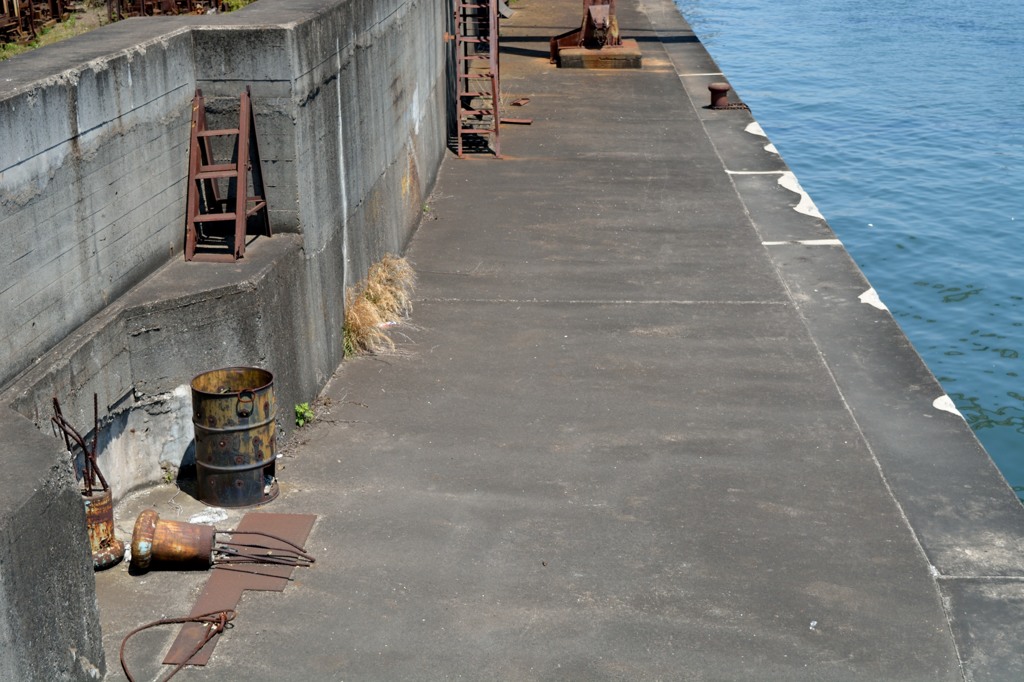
708 81 732 109
130 509 216 573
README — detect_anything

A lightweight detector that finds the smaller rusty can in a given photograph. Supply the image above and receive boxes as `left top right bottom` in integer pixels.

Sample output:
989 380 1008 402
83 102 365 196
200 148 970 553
83 489 125 570
130 509 216 573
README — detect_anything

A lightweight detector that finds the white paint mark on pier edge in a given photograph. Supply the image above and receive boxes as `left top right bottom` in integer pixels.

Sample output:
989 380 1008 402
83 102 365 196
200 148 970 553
680 72 724 77
858 287 888 311
933 394 964 418
727 170 823 218
777 171 823 218
744 122 779 154
745 121 766 137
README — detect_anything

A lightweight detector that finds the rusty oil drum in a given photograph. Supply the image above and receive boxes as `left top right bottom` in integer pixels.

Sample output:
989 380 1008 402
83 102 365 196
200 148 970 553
191 367 278 507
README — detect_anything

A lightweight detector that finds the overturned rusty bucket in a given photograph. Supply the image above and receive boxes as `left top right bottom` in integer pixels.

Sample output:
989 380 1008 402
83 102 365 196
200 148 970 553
130 509 216 573
83 489 125 570
191 367 278 508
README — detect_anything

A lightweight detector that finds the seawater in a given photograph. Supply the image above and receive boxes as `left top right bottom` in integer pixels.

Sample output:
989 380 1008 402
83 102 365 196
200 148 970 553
675 0 1024 501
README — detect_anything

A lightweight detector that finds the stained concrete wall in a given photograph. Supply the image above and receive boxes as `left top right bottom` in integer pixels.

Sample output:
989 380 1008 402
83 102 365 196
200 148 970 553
0 1 448 678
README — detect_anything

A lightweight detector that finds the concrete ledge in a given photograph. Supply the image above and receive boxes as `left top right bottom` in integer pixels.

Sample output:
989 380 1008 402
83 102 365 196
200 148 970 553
558 39 642 68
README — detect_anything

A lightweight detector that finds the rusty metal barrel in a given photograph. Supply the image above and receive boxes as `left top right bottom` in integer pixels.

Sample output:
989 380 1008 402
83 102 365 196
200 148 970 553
191 367 278 507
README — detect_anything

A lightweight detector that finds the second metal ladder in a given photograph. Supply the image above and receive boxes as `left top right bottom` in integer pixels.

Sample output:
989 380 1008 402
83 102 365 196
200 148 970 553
453 0 501 158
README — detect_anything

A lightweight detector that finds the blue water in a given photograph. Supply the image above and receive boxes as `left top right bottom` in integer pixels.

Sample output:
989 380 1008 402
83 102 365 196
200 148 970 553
675 0 1024 501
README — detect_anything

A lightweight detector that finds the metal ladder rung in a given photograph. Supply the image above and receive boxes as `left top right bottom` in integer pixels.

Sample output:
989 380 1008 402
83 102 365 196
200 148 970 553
194 168 239 180
191 212 237 224
196 128 240 137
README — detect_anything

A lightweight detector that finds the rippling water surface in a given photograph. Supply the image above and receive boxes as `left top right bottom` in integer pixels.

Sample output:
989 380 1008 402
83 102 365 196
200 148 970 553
675 0 1024 500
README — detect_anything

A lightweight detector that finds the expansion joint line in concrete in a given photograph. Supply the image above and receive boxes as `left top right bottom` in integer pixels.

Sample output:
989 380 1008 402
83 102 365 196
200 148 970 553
762 239 843 247
935 575 1024 582
415 298 791 306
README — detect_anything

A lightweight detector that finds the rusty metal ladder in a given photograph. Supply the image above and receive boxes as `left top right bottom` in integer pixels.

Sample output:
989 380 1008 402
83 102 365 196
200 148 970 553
454 0 501 158
185 86 271 262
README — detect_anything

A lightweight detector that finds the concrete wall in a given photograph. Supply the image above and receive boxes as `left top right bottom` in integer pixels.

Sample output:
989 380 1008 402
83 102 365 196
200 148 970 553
0 28 196 391
0 1 448 678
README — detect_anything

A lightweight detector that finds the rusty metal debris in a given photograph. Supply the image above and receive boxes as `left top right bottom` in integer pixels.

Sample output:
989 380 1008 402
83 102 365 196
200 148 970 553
1 1 70 46
130 509 216 572
191 366 278 506
129 509 315 574
707 81 750 110
52 394 125 570
105 1 220 22
550 0 622 62
120 609 236 682
1 2 219 47
52 395 107 495
164 513 317 667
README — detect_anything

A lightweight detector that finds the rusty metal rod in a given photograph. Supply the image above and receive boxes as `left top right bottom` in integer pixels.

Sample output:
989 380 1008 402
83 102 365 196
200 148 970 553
120 609 235 682
51 412 94 494
216 529 316 563
214 545 313 568
51 396 109 494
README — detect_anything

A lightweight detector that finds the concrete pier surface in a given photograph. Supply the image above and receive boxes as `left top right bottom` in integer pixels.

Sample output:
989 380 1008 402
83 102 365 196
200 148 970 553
97 0 1024 679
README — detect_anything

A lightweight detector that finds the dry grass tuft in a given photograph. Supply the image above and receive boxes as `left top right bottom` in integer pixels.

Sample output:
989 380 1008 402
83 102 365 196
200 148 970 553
343 255 416 355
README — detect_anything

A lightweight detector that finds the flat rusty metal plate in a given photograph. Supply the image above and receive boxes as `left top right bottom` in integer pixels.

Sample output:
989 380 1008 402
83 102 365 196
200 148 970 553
163 513 317 666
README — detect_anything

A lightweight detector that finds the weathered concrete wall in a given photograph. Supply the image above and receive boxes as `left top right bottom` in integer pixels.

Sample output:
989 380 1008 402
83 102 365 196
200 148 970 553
0 28 196 391
0 409 104 681
0 1 447 678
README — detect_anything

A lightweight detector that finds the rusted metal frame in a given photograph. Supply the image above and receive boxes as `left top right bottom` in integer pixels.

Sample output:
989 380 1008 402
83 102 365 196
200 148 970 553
244 84 272 239
489 0 501 157
232 90 250 260
185 88 270 262
185 91 203 260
